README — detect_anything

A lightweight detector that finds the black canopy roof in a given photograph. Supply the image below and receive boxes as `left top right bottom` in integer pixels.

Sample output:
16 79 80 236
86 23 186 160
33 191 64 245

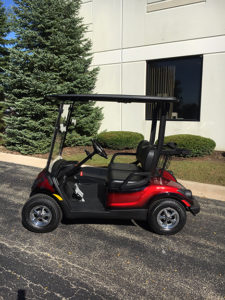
46 94 178 104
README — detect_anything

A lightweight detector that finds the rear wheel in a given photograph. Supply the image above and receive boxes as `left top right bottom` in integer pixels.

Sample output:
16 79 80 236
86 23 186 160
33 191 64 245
22 194 62 233
148 198 186 235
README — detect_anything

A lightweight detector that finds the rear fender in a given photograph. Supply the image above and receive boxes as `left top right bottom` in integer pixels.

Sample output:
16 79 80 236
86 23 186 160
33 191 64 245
148 192 189 210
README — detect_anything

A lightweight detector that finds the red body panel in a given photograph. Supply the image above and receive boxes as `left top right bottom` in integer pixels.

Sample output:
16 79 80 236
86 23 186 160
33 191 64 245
160 169 177 182
33 170 55 193
107 177 184 208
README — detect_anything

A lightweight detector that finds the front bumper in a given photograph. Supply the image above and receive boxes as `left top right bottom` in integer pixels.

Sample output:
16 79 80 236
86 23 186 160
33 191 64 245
189 197 200 215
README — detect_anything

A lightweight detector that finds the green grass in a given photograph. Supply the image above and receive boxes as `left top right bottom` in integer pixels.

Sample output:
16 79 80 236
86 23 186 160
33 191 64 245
170 160 225 186
64 153 225 186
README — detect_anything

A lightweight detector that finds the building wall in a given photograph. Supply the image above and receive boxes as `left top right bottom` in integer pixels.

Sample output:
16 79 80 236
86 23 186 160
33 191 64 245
80 0 225 150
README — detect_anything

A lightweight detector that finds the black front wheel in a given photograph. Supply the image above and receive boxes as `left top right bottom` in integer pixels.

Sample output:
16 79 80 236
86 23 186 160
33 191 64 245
22 194 62 233
148 198 186 235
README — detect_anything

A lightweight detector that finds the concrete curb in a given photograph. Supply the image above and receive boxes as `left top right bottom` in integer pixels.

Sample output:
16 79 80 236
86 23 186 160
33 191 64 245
0 152 225 202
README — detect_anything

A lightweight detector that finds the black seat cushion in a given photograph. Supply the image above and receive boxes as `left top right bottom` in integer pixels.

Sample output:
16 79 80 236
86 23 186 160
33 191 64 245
110 163 140 171
108 168 149 190
82 166 108 181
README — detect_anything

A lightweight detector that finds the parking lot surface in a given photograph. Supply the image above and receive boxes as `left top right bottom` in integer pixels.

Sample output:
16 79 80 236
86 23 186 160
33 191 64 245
0 162 224 299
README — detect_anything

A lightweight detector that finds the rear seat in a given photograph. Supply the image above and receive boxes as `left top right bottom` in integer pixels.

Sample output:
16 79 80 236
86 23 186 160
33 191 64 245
109 140 150 172
108 145 157 191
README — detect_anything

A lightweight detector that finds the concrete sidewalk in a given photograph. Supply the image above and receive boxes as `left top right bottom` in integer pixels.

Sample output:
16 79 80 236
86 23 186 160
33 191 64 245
0 151 225 202
0 152 47 169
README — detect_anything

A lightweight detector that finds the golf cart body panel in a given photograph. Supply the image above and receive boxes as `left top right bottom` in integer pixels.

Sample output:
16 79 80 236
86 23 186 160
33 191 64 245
22 94 200 235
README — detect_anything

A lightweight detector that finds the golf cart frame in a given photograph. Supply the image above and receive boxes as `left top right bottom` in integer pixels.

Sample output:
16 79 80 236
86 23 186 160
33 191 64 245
22 94 200 235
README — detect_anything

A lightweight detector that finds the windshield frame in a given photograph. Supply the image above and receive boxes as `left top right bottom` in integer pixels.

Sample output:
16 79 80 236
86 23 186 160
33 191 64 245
46 103 74 171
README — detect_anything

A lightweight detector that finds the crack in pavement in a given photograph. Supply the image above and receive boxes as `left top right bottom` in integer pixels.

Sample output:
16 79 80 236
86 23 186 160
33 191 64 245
0 239 119 299
1 162 225 300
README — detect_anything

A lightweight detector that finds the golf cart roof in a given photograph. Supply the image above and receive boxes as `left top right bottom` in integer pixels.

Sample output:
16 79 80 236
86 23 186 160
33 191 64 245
46 94 178 104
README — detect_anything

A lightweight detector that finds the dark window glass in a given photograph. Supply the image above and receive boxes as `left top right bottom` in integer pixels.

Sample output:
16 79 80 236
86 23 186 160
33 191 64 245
146 55 203 121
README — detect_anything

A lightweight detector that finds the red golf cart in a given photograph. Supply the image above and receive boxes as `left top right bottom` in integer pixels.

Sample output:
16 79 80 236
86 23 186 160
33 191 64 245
22 94 200 235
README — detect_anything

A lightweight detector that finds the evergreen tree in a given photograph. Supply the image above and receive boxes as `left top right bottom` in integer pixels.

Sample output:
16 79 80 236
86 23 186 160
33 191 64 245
0 0 9 137
4 0 102 154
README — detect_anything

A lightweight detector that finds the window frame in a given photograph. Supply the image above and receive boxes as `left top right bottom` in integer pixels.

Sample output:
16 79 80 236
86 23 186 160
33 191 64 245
146 55 203 122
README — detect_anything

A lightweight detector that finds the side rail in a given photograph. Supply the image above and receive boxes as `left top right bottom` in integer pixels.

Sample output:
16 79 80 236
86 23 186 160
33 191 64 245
110 152 137 165
119 171 150 191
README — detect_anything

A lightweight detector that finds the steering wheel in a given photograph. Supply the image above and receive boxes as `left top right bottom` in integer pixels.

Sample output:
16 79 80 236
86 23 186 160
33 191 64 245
92 139 108 159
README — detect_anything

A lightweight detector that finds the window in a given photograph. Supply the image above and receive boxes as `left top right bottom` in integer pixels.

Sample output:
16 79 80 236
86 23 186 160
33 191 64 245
146 55 203 121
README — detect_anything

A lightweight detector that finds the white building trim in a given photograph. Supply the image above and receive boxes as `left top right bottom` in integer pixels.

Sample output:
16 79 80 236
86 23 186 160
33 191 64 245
147 0 206 13
92 35 225 66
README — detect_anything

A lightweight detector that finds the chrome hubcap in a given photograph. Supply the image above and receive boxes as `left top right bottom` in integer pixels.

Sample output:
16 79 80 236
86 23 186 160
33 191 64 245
157 207 179 230
30 205 52 228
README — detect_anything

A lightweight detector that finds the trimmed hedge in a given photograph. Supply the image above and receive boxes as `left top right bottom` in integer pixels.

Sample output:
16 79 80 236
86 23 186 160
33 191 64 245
97 131 144 150
163 134 216 157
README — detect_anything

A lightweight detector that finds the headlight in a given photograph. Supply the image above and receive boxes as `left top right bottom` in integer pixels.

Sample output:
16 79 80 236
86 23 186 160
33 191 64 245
178 189 192 199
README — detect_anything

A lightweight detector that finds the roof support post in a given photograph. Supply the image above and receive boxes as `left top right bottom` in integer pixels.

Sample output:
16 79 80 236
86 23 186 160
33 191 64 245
149 103 158 145
157 103 168 152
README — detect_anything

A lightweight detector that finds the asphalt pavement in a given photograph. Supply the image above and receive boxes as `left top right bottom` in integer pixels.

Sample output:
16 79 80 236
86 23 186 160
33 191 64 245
0 162 225 299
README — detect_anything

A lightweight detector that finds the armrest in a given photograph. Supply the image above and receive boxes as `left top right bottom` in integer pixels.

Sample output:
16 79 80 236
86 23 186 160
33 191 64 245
120 171 150 190
110 152 136 164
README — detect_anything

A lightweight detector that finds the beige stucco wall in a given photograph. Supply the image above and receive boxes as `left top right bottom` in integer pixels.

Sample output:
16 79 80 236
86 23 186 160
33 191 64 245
80 0 225 150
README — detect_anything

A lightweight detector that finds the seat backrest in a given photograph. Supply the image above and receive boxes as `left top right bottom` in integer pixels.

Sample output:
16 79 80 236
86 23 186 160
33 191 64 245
139 145 158 172
136 140 150 162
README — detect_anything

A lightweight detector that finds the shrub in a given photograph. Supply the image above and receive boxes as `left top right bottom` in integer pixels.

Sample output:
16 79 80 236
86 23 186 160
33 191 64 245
65 132 93 147
97 131 144 150
163 134 216 157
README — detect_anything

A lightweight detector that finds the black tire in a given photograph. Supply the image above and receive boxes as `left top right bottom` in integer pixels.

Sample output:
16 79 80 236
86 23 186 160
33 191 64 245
148 198 186 235
22 194 62 233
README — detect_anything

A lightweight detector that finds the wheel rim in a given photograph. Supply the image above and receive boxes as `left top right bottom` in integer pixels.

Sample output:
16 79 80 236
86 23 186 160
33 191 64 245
156 207 179 230
30 205 52 228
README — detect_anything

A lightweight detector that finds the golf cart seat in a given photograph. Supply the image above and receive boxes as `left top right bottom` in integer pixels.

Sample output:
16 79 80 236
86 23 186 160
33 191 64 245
108 145 157 191
109 140 150 172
